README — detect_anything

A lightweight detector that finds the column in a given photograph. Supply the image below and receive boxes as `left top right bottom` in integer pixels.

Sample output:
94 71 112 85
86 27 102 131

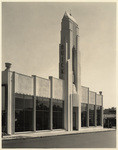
63 43 68 131
6 63 15 135
101 95 103 127
7 72 15 134
32 75 36 132
76 34 81 131
49 76 53 130
7 69 11 134
87 88 89 127
95 93 97 127
10 71 15 134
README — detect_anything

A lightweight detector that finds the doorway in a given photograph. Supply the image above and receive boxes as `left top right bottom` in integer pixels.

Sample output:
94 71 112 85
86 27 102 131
73 107 78 130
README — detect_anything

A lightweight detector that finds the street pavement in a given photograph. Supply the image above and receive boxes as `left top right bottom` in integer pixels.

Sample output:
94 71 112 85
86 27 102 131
2 130 116 148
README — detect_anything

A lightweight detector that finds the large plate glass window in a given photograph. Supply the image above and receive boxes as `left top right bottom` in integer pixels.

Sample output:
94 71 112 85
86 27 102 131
15 94 33 132
36 97 50 130
89 104 95 126
53 99 64 129
96 105 102 126
81 103 88 127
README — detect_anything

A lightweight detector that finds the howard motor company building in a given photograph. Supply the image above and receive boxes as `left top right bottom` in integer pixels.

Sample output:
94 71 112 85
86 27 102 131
2 12 103 135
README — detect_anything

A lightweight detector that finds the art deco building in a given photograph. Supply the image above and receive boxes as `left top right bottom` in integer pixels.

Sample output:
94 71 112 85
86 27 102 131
2 12 103 135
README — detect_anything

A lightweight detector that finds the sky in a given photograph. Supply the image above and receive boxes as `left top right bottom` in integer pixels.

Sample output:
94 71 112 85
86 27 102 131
2 2 116 109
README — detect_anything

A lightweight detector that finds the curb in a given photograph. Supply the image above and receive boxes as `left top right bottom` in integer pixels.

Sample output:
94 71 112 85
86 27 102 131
2 129 116 141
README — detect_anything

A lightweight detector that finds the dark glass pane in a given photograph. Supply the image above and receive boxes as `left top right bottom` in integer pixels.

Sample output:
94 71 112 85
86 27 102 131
2 110 7 134
43 111 50 129
2 86 5 111
36 111 43 130
96 106 101 126
15 110 25 132
53 100 64 129
36 98 50 130
89 104 95 126
25 99 33 109
81 103 87 127
53 100 58 111
15 98 24 109
15 96 33 132
36 99 42 110
73 107 78 130
43 99 49 110
24 110 33 131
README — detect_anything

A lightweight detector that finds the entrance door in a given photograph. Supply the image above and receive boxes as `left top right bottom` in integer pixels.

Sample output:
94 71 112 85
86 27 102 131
73 107 78 130
73 112 76 130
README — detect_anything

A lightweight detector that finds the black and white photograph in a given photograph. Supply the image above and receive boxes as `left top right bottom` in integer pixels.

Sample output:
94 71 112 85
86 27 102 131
1 1 116 148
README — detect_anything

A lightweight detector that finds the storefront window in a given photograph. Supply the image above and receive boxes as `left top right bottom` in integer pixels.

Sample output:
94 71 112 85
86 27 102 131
53 100 64 129
36 97 50 130
81 103 88 127
89 104 95 126
15 95 33 132
96 106 102 126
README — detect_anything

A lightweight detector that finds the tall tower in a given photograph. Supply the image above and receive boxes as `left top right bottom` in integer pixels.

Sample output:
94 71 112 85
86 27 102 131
59 12 81 131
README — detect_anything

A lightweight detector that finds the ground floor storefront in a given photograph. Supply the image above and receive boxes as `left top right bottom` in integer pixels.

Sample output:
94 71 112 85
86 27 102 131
2 92 103 135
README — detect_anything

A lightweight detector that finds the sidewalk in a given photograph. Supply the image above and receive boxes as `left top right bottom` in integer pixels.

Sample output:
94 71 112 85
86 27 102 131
2 128 116 141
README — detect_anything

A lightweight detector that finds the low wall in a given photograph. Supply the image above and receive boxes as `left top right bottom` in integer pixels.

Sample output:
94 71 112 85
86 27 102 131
3 70 103 105
14 73 64 100
36 77 50 98
81 86 89 104
15 73 33 95
89 91 96 105
53 77 64 100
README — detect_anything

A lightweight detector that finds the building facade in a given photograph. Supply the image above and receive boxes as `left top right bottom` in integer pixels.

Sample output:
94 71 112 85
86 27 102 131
2 12 103 135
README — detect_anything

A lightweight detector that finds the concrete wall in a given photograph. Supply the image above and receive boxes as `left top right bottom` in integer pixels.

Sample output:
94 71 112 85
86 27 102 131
81 86 89 104
89 91 95 105
15 73 33 95
96 94 102 106
53 77 64 100
36 77 50 98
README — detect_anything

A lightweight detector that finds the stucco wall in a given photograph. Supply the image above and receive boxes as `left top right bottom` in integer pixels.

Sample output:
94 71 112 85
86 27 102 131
89 91 95 105
15 73 33 95
53 78 64 100
81 86 88 104
36 77 50 98
96 94 102 106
